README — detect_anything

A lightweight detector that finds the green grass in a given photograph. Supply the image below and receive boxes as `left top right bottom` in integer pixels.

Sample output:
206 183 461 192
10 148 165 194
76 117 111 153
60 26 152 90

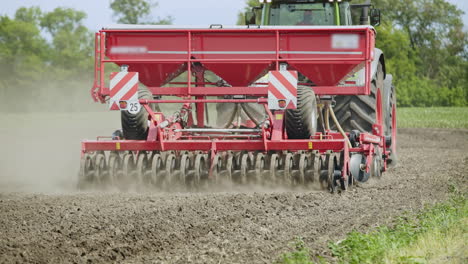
276 192 467 264
398 107 468 129
276 239 317 264
329 193 467 264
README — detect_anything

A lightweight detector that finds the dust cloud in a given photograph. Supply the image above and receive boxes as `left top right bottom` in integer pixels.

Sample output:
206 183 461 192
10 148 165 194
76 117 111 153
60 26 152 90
0 81 120 193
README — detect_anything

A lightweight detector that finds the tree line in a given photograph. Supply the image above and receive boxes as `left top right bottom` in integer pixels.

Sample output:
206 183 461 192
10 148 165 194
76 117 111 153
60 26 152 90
0 0 466 112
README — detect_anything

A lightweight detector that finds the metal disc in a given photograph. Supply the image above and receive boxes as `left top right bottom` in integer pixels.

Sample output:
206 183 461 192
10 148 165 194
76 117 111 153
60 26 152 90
94 153 107 188
327 154 337 193
320 153 330 190
239 153 251 185
371 147 382 178
255 153 265 184
225 153 234 183
350 154 369 183
122 152 135 190
193 154 207 189
78 153 94 190
164 154 176 189
298 153 308 185
108 153 122 187
269 153 279 185
136 152 149 186
308 151 320 184
284 153 294 186
150 153 163 188
211 154 222 184
180 154 190 185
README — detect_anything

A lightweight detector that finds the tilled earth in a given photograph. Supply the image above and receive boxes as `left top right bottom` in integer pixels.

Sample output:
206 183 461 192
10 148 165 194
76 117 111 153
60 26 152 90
0 128 467 263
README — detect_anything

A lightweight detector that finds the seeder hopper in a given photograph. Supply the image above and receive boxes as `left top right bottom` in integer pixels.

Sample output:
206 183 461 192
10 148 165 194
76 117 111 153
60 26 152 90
79 23 397 192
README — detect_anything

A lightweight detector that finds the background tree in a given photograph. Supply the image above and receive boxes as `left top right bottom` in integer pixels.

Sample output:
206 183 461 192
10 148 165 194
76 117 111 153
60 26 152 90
110 0 172 24
237 0 259 25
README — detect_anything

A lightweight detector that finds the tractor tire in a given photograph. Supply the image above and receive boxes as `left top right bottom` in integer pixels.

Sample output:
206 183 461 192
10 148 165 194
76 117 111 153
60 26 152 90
383 76 397 166
286 85 318 139
333 62 384 132
121 87 153 140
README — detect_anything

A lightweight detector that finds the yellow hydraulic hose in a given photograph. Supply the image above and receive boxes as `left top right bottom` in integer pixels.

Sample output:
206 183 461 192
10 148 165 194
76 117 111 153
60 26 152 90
324 106 330 130
328 104 353 149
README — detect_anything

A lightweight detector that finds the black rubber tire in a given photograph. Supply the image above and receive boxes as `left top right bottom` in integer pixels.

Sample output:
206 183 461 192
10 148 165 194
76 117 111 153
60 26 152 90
383 78 398 166
121 87 153 140
333 63 384 132
383 80 396 138
285 86 318 139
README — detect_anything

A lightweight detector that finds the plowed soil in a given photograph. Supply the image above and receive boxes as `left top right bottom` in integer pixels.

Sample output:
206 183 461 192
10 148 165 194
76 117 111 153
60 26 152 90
0 112 467 263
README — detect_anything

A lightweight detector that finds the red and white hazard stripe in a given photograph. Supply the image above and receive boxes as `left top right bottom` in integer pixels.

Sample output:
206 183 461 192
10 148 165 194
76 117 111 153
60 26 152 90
109 72 139 110
268 71 298 110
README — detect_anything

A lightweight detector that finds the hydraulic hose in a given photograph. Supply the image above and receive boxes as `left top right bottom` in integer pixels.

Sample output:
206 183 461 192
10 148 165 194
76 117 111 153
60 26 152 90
224 104 239 129
324 106 330 130
240 103 260 127
329 104 352 149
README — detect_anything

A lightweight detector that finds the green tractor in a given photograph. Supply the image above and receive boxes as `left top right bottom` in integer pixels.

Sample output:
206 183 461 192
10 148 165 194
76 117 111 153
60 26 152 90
245 0 397 165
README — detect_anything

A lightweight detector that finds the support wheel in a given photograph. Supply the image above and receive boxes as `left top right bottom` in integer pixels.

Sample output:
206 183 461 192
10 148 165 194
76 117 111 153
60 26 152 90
121 87 154 140
286 86 318 139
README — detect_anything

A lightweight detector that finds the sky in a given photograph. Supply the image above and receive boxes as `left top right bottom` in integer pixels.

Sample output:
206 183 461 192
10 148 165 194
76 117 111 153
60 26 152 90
1 0 467 30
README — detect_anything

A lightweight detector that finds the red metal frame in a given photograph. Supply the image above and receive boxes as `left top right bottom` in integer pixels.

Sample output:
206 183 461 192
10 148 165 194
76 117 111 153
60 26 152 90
85 26 388 184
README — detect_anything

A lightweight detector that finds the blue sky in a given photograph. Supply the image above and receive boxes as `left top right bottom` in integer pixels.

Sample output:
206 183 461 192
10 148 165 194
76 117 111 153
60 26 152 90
1 0 467 31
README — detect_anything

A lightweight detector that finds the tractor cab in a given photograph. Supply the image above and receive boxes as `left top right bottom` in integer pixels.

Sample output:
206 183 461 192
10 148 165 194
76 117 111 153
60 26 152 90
245 0 381 27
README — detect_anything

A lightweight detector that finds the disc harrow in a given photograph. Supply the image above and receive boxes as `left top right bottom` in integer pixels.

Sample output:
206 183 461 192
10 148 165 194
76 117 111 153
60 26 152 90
79 150 350 191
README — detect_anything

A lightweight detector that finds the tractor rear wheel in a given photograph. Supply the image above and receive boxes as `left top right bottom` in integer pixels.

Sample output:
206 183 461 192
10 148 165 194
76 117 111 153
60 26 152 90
121 87 154 140
333 62 384 132
286 85 318 139
384 79 397 166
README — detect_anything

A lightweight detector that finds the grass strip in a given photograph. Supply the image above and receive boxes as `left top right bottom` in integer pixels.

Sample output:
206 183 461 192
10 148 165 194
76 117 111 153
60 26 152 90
329 194 467 264
397 107 468 129
276 193 467 264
